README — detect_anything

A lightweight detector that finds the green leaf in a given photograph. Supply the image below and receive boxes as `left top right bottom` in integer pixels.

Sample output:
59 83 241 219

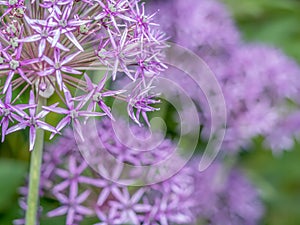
0 159 27 212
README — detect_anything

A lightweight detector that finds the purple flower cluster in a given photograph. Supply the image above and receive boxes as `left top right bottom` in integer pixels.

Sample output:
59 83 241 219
191 161 264 225
15 119 263 225
222 45 300 151
0 0 166 150
153 0 240 53
148 0 300 152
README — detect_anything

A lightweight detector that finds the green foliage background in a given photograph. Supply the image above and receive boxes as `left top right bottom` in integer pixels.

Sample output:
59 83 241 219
0 0 300 224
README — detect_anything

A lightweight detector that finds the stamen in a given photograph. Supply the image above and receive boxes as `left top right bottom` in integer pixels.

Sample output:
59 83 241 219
9 59 20 70
70 110 79 119
9 37 19 48
93 92 102 102
3 108 10 117
8 0 18 5
79 24 89 34
97 48 107 59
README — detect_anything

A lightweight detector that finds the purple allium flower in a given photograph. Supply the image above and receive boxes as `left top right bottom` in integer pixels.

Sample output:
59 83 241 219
221 45 300 151
148 0 300 152
127 80 161 127
16 119 264 225
146 0 240 137
190 160 264 225
6 90 57 150
148 0 240 55
0 0 166 150
147 0 240 88
0 85 32 142
264 111 300 153
79 118 174 166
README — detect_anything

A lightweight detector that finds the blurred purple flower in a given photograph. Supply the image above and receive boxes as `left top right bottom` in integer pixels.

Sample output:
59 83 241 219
188 160 264 225
221 45 300 151
148 0 240 55
15 119 264 225
47 190 93 225
148 0 300 152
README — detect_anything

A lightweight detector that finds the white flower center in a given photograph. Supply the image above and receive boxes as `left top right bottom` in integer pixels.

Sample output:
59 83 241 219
97 49 107 59
59 20 67 27
29 117 37 126
70 110 79 119
93 93 102 102
8 0 17 5
54 62 61 69
16 7 25 16
9 37 18 48
10 59 19 70
41 30 48 38
108 4 116 13
142 16 147 23
3 108 10 117
6 24 17 34
79 24 89 34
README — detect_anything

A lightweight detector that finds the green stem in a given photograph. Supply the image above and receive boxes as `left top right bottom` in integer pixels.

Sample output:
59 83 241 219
25 97 46 225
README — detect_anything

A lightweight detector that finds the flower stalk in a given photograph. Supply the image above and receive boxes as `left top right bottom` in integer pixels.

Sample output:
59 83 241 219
25 96 46 225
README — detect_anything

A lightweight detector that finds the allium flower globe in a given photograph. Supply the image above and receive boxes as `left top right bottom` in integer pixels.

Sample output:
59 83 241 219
0 0 166 150
222 44 300 151
15 119 264 225
148 0 300 153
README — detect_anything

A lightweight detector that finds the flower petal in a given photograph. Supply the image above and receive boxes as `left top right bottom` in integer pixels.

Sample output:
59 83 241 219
18 34 41 43
29 125 36 151
36 120 57 133
65 32 83 51
6 122 27 135
61 51 81 65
